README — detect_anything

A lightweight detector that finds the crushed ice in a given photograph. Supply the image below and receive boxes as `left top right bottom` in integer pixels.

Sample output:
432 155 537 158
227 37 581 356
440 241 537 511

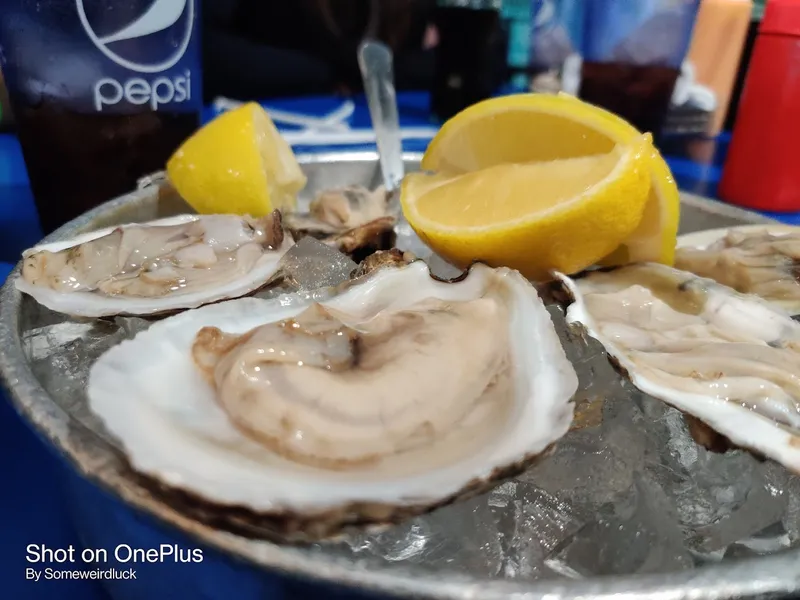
15 234 800 580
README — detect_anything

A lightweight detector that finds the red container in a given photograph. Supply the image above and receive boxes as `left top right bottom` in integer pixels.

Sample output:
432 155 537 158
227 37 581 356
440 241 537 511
719 0 800 212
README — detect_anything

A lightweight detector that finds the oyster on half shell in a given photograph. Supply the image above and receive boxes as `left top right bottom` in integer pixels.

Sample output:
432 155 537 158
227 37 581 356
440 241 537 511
558 262 800 473
676 225 800 315
87 260 578 540
285 185 396 261
16 212 293 317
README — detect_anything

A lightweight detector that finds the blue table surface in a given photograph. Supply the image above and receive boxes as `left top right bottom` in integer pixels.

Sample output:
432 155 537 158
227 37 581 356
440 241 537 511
1 91 799 600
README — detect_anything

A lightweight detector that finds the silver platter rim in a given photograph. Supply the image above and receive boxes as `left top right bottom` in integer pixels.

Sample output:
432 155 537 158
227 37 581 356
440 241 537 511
1 151 797 600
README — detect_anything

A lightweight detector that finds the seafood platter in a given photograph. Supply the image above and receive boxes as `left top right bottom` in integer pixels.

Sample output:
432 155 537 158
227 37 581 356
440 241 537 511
4 98 800 600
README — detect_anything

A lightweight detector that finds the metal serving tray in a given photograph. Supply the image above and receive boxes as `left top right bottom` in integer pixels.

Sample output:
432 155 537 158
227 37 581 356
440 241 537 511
2 151 799 600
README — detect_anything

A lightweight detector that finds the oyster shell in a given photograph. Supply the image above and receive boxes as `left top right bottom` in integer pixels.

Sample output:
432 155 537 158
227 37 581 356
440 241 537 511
16 212 293 317
87 260 578 540
285 185 396 260
676 225 800 315
558 262 800 473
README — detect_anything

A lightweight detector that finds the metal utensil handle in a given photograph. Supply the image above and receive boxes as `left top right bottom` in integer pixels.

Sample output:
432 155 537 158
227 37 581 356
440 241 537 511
357 40 405 193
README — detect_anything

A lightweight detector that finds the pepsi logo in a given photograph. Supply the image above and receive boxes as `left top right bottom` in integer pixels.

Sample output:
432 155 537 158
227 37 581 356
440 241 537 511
76 0 194 74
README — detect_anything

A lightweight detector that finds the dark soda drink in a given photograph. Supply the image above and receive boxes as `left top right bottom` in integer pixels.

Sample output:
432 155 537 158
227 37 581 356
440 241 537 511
578 61 681 138
11 102 198 234
578 0 699 141
431 0 505 122
0 69 13 133
0 0 203 235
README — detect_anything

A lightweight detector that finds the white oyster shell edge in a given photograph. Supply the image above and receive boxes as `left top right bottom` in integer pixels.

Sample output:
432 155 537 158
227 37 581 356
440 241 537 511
15 215 295 317
556 265 800 474
87 261 579 514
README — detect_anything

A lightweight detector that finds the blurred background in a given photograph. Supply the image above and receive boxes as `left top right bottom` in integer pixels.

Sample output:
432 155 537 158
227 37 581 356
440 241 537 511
0 0 764 138
1 0 785 244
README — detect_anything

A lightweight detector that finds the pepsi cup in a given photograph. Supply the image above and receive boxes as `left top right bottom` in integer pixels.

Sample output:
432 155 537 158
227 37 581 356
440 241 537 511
0 0 203 234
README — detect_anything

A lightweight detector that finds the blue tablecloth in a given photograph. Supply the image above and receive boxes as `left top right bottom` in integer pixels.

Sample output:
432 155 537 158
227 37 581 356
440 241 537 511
2 91 800 600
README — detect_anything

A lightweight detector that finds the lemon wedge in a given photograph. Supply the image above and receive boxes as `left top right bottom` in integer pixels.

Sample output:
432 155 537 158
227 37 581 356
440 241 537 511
402 137 652 279
419 93 680 266
166 102 306 216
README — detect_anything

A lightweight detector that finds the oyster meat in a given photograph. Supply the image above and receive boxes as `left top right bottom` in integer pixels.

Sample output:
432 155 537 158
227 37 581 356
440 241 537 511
87 260 578 540
285 185 396 261
349 248 417 279
300 185 391 231
676 225 800 315
192 299 513 469
16 212 293 317
558 263 800 473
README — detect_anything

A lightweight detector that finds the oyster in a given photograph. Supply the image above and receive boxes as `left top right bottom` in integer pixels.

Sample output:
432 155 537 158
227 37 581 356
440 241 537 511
349 248 417 279
676 225 800 315
325 216 397 263
16 212 293 317
87 261 578 540
285 185 396 261
288 185 391 233
558 263 800 473
192 299 513 469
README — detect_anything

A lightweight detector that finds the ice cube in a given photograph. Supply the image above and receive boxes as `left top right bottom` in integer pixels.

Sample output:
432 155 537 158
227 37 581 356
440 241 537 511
323 494 507 578
393 218 433 262
523 391 650 509
22 318 129 442
685 463 788 555
277 237 357 293
642 401 789 558
504 484 585 579
545 473 693 576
